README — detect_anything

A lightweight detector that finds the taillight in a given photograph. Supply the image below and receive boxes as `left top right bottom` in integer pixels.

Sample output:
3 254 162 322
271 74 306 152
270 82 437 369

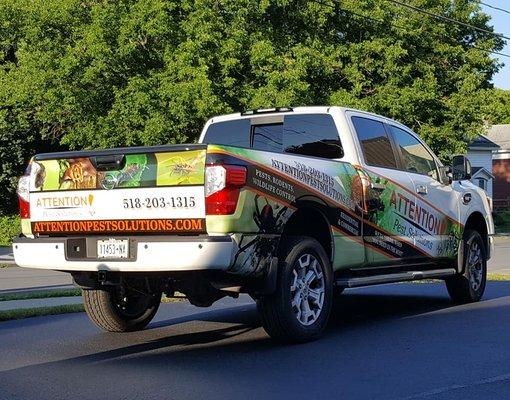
205 164 247 215
17 175 31 219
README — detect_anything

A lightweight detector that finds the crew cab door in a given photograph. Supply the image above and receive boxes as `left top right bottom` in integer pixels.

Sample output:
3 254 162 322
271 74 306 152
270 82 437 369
349 114 419 265
387 124 462 260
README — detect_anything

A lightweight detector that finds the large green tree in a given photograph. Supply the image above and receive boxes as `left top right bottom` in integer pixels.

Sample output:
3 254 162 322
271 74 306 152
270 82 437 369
0 0 505 213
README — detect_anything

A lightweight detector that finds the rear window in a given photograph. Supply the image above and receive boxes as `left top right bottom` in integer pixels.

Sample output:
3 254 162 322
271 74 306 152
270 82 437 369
202 119 251 148
352 116 397 169
252 124 283 153
283 114 342 159
203 113 342 158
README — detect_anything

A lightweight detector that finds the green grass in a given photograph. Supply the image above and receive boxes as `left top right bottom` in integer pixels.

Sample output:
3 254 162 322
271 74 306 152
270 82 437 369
0 288 82 302
0 304 85 322
0 263 11 269
487 273 510 281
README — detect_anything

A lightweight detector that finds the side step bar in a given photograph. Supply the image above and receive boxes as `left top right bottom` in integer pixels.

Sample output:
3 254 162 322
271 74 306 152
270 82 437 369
335 268 457 289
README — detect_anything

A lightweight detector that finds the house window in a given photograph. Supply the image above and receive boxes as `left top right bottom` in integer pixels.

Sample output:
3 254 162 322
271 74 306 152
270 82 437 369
478 178 487 191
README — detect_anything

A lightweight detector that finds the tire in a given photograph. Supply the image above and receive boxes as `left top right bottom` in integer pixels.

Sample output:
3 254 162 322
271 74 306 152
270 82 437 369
445 229 487 304
83 287 162 332
257 236 333 343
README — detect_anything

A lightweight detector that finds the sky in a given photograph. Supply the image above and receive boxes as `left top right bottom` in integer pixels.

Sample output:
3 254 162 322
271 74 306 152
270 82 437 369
481 0 510 89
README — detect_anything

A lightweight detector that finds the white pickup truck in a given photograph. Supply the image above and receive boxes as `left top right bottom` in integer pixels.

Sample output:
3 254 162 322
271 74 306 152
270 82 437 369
13 106 494 342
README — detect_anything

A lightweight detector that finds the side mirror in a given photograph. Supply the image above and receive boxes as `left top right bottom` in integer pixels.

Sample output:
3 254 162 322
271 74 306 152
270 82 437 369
451 155 472 181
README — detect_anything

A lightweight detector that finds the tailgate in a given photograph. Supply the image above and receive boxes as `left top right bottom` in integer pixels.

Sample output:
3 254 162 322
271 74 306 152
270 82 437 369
28 144 207 235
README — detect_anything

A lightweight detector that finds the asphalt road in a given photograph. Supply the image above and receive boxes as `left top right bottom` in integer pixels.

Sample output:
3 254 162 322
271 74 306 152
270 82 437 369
2 283 510 400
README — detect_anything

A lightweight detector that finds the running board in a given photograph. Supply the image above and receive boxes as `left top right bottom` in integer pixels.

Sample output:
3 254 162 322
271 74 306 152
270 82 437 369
335 268 457 288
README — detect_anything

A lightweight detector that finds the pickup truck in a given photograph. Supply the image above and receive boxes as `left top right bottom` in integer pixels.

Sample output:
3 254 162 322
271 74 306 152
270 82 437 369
13 106 494 342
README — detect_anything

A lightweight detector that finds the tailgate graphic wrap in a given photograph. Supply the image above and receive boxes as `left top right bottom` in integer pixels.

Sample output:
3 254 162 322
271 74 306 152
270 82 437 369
29 149 206 234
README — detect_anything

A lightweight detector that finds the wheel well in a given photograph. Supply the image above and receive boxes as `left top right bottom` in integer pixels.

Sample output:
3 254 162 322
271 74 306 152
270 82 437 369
281 207 332 260
464 212 488 253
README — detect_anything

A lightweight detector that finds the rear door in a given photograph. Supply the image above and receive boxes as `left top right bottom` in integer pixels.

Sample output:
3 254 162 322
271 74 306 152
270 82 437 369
387 124 462 260
349 114 419 265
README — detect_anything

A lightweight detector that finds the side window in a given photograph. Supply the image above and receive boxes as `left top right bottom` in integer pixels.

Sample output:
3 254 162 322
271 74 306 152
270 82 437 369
352 116 398 169
283 114 343 159
202 119 251 148
251 124 283 153
389 125 438 180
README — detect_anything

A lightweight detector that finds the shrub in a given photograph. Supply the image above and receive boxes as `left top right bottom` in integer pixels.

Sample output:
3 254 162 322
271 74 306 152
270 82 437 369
0 215 20 246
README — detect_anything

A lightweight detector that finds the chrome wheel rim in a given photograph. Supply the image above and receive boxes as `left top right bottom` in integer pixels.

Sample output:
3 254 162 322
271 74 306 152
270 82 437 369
468 241 483 292
290 253 325 326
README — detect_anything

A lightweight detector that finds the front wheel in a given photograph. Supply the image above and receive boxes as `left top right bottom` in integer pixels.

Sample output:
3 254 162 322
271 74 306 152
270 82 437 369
445 230 487 304
257 236 333 343
83 286 162 332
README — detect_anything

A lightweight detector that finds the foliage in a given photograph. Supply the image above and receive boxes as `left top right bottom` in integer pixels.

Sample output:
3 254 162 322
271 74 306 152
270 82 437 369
0 0 505 213
493 211 510 234
484 89 510 125
0 215 20 246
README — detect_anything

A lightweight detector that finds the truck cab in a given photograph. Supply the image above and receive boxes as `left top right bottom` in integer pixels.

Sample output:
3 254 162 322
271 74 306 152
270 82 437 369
13 106 494 342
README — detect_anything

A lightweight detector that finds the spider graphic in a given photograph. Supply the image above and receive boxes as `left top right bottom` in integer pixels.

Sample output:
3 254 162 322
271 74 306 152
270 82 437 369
234 195 289 275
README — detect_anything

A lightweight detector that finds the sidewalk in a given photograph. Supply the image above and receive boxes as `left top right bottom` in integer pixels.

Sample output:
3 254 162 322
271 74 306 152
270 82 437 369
0 266 73 294
0 296 82 311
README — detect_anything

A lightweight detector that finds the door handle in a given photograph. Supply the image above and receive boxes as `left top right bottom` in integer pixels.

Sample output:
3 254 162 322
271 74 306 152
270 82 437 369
416 185 428 195
370 182 385 191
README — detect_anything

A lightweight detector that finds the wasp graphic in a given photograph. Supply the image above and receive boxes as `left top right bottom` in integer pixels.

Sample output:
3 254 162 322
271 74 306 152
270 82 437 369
166 155 203 184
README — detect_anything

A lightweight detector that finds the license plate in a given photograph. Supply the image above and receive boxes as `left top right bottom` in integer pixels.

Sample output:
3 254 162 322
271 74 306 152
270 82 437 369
97 239 129 259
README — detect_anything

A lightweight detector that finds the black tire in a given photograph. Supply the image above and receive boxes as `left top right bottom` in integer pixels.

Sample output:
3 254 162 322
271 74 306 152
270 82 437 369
257 236 333 343
83 287 162 332
445 230 487 304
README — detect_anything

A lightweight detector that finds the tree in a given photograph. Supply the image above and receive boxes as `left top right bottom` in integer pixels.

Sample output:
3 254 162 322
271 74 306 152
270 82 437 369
485 88 510 125
0 0 505 214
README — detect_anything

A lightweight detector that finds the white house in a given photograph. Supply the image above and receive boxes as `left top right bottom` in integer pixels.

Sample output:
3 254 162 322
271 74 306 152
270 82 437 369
466 134 500 199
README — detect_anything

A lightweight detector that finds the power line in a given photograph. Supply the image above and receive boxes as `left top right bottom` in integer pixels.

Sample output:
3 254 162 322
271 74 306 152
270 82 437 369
385 0 510 41
480 1 510 15
310 0 510 58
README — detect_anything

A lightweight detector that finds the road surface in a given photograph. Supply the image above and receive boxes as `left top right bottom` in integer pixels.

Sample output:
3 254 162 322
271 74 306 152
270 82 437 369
2 283 510 400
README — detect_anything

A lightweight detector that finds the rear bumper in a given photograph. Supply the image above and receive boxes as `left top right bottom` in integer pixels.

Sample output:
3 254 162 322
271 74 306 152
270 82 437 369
13 235 237 272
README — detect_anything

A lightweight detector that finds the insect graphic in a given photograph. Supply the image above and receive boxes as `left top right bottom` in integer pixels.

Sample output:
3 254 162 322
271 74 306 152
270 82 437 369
166 154 203 184
100 164 147 190
235 195 289 275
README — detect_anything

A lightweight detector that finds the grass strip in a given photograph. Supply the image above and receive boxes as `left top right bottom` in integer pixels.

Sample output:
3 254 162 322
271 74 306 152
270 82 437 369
0 288 82 302
0 304 84 322
487 273 510 281
0 264 12 269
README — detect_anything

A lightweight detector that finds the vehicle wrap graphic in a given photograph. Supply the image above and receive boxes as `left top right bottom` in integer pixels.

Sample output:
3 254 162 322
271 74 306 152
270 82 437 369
28 149 207 234
207 145 463 275
32 150 205 192
361 169 462 259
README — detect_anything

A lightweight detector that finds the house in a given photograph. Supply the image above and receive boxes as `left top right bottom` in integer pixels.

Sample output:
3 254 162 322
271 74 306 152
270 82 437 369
486 124 510 207
466 134 500 199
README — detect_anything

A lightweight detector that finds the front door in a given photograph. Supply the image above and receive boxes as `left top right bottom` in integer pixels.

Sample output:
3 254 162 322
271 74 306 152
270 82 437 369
387 124 462 261
349 114 422 265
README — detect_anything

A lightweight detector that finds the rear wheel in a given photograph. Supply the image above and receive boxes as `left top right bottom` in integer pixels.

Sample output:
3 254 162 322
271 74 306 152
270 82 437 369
83 286 161 332
257 236 333 343
445 230 486 304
